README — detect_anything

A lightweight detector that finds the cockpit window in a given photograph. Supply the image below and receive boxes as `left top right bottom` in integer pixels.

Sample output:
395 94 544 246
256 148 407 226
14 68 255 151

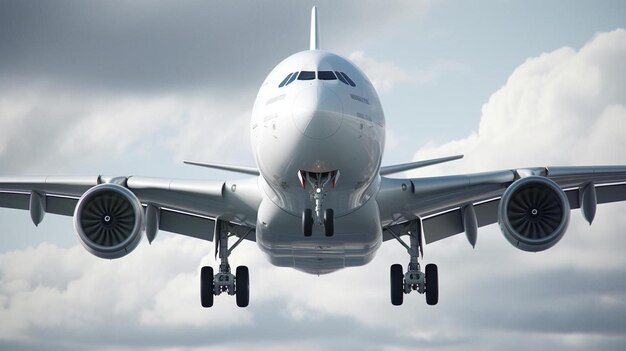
286 71 298 86
278 73 294 88
335 71 349 85
298 71 316 80
279 70 355 87
317 71 336 80
340 72 356 87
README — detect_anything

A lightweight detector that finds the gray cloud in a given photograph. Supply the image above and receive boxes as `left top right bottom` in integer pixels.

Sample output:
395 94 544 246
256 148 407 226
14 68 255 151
0 1 429 175
0 1 428 94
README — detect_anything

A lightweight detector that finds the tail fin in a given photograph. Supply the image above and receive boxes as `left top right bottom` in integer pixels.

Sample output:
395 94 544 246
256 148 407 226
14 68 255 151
310 6 319 50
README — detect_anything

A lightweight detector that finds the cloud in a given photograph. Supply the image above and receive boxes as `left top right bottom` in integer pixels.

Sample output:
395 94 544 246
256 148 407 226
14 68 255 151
0 236 255 346
1 7 626 351
349 51 468 92
348 51 410 92
0 1 428 94
0 83 254 174
410 29 626 176
0 1 431 175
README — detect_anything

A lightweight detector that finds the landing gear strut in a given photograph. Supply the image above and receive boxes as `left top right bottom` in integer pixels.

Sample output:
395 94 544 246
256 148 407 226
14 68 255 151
299 170 338 237
200 221 252 308
387 220 438 306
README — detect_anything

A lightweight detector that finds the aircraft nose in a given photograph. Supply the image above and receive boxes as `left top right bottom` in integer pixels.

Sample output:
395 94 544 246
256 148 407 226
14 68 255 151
292 85 343 139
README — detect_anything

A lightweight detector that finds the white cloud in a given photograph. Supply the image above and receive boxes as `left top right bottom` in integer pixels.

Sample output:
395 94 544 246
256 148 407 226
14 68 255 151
165 96 254 165
0 84 253 174
349 51 468 93
349 51 410 92
0 236 257 344
410 29 626 176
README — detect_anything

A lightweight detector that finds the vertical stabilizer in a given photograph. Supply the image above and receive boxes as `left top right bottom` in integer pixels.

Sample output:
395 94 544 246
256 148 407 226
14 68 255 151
310 6 319 50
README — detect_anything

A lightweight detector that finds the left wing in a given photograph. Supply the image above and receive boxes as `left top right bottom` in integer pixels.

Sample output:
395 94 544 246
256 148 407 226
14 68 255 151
377 165 626 248
0 175 261 243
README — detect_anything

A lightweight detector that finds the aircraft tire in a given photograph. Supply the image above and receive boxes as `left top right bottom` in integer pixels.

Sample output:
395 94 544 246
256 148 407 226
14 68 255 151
236 266 250 308
425 264 438 306
324 208 334 237
390 264 404 306
200 266 214 308
302 209 313 237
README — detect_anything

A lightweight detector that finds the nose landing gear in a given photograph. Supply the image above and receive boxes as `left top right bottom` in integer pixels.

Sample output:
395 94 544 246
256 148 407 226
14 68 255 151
299 170 338 237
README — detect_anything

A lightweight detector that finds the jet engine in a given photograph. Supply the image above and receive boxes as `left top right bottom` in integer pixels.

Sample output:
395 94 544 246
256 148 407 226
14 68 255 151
73 183 143 259
498 176 570 252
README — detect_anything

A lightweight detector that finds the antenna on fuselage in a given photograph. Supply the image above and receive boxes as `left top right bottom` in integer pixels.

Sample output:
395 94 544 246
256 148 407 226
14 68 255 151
310 6 319 50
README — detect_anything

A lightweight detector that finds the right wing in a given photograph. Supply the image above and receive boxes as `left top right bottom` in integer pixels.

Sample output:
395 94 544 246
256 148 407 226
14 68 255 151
377 165 626 246
0 175 261 242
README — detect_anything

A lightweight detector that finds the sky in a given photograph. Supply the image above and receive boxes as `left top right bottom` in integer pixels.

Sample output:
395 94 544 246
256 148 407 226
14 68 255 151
1 0 625 350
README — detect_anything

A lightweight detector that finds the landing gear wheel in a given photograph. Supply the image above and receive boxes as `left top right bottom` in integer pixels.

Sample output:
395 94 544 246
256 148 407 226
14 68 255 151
324 208 334 237
390 264 404 306
302 209 313 237
236 266 250 308
425 264 438 306
200 266 214 308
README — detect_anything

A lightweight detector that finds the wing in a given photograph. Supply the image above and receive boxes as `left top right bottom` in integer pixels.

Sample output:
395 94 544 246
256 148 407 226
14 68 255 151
377 165 626 245
0 175 261 242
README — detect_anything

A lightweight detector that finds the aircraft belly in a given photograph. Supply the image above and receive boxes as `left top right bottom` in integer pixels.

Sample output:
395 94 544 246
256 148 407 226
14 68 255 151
256 196 382 275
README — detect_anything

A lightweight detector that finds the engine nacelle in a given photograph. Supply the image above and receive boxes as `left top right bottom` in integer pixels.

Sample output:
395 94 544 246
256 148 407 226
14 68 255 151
498 176 570 252
73 183 143 259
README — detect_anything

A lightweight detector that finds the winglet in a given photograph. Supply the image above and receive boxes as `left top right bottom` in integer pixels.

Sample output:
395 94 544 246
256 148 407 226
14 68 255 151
310 6 319 50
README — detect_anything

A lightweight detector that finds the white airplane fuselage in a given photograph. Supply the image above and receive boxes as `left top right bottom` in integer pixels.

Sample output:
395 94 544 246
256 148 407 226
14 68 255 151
251 50 386 274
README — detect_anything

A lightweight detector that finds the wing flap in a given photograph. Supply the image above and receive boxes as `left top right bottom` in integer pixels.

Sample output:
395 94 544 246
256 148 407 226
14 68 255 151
45 195 78 216
596 183 626 204
0 191 78 216
158 208 215 241
422 198 501 244
0 191 29 210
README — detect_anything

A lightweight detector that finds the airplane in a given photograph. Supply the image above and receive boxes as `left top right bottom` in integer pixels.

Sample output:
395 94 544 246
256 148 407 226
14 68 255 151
1 7 625 308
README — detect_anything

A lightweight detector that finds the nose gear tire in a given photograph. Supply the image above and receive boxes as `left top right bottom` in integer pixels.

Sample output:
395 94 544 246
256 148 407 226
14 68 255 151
324 208 334 237
302 209 313 237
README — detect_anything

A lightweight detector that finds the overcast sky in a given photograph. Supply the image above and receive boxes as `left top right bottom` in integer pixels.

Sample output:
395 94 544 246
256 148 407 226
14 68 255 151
1 1 626 350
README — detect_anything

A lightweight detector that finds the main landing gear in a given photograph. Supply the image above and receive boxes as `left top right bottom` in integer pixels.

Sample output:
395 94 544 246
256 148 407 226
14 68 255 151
387 220 438 306
299 170 338 237
200 221 252 308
